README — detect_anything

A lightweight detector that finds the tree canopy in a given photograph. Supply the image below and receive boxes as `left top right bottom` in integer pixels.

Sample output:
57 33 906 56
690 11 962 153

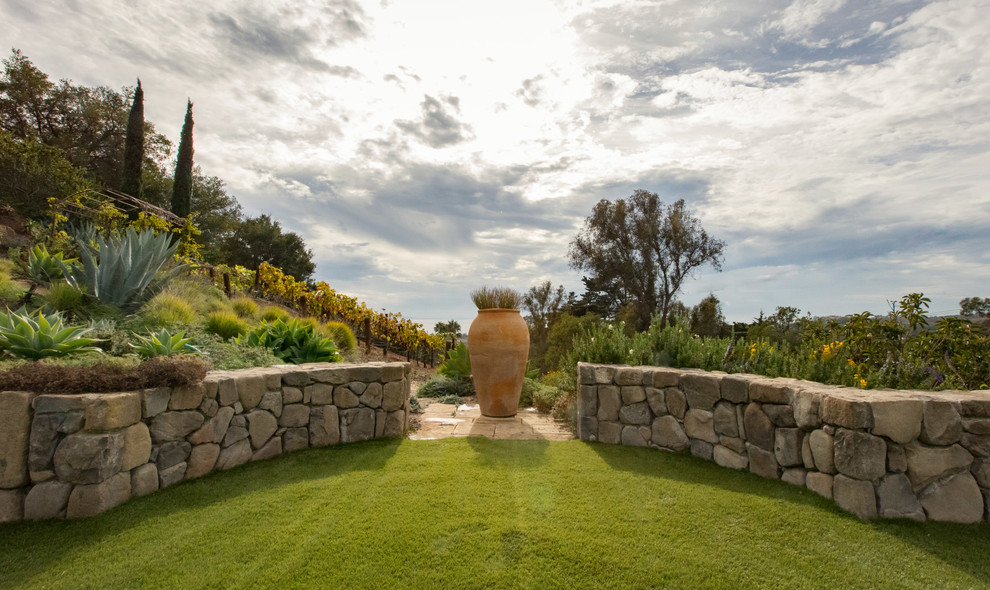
569 190 725 330
225 214 316 282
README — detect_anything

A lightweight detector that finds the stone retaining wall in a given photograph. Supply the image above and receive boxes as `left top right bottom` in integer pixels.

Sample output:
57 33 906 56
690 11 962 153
577 363 990 523
0 362 410 522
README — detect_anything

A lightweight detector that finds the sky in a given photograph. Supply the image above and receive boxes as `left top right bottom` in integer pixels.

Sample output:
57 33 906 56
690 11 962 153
3 0 989 331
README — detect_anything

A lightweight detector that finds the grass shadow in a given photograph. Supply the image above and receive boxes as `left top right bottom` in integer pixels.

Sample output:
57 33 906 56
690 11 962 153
466 435 552 468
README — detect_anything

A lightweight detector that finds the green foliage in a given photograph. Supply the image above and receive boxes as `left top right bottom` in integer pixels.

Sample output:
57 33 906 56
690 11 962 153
230 296 258 319
224 214 316 282
543 313 600 372
0 258 24 305
238 318 339 365
259 305 291 323
204 310 248 340
139 291 196 327
60 226 188 310
121 79 144 200
0 307 101 359
42 281 88 317
26 244 74 285
470 285 523 309
171 100 194 219
436 394 462 405
438 342 472 380
0 130 90 220
960 297 990 318
185 327 282 370
408 396 424 414
417 375 475 398
324 321 357 353
132 328 199 358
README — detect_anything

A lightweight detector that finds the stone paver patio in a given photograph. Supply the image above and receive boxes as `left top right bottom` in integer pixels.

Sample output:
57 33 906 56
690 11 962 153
408 401 576 441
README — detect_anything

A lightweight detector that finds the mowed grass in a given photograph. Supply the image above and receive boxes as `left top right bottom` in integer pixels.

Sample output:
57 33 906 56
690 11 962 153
2 438 990 589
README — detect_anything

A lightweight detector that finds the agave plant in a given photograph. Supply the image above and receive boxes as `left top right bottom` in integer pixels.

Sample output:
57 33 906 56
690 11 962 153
26 244 76 285
0 307 102 360
132 328 200 358
59 226 188 311
238 318 339 364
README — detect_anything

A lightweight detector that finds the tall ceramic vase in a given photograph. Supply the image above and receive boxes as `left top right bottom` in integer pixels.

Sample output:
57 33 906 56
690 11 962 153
468 308 530 417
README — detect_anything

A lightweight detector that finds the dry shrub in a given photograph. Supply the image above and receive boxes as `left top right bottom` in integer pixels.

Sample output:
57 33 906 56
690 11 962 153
0 356 208 394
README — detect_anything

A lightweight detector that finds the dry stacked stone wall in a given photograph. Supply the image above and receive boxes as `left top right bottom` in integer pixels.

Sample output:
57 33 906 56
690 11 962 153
577 363 990 523
0 362 410 522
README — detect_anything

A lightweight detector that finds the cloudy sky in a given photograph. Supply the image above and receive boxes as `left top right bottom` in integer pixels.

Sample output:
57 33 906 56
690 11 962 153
4 0 988 330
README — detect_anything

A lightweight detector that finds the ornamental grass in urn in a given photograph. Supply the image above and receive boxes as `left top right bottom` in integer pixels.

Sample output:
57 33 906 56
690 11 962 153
467 286 529 417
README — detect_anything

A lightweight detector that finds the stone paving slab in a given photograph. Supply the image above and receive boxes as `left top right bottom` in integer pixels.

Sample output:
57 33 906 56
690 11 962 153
408 402 576 441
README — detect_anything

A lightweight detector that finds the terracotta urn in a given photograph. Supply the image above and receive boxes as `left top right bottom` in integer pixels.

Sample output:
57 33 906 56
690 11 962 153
468 308 530 417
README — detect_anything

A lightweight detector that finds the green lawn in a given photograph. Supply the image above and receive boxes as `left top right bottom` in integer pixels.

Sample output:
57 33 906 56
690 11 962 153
2 438 989 589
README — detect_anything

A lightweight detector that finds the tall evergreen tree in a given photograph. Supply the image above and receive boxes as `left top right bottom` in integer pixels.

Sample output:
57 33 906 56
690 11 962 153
170 99 193 218
120 78 144 200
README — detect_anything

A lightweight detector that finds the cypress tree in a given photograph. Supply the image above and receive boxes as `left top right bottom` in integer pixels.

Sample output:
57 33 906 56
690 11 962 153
171 99 194 218
120 78 144 202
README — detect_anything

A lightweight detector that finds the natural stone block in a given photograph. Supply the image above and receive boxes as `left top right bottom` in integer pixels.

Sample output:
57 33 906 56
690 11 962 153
597 386 621 421
743 403 774 451
159 462 186 488
120 423 152 472
579 386 598 418
720 436 746 454
375 409 387 438
150 411 205 443
0 390 35 488
237 375 267 410
199 397 218 418
594 365 617 384
746 444 779 479
309 367 348 384
905 441 973 489
665 388 687 419
361 383 384 409
259 391 283 418
833 474 877 520
216 438 252 470
579 416 598 441
156 441 191 470
806 472 833 499
186 443 220 479
651 368 679 388
763 404 796 427
720 375 750 403
877 474 925 521
619 401 651 425
681 373 720 410
887 443 907 473
973 457 990 488
247 410 278 449
919 472 984 523
598 421 622 444
834 429 886 481
279 404 311 428
131 463 159 497
821 396 873 430
284 427 310 452
340 407 375 443
141 388 170 418
920 400 962 445
802 435 815 469
621 386 646 404
749 379 791 404
310 406 340 446
684 409 719 444
713 445 748 470
188 406 235 445
782 468 806 487
283 387 303 404
871 397 923 444
645 388 666 416
621 425 649 447
334 386 359 409
963 418 990 435
615 367 642 386
690 439 714 460
383 364 405 382
774 428 805 467
651 416 688 451
67 471 130 519
169 383 205 411
217 379 239 406
713 401 739 437
252 437 283 461
348 381 368 395
81 392 141 432
960 398 990 418
0 489 25 522
382 382 404 411
282 371 313 388
54 431 124 484
24 480 72 520
809 429 836 474
792 388 822 430
384 410 405 438
222 425 249 448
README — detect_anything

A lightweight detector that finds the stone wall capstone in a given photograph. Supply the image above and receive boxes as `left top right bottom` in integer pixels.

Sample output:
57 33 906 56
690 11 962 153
577 363 990 524
0 362 410 523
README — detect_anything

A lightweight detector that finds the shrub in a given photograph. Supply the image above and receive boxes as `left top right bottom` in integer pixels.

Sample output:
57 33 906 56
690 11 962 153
132 329 200 358
230 296 259 319
408 396 424 414
139 292 196 327
238 318 339 364
60 226 188 311
26 244 74 285
259 305 291 323
438 342 471 380
436 394 462 405
470 285 523 309
0 307 101 360
531 383 563 414
324 321 357 353
0 355 208 393
0 259 24 305
43 281 88 317
418 375 474 398
205 310 249 340
186 327 282 370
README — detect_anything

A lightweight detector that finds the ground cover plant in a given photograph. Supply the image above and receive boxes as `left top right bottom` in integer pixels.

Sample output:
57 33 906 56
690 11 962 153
1 438 989 589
